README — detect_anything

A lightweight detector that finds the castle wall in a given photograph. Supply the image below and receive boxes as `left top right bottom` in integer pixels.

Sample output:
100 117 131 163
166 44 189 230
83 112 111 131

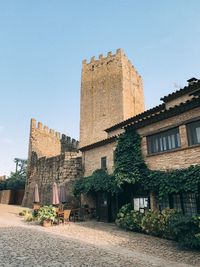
28 119 61 160
23 119 81 208
22 152 82 208
80 49 145 148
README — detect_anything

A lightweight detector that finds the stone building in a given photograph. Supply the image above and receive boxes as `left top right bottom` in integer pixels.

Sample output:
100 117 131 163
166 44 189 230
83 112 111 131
23 48 200 219
22 119 82 208
80 71 200 220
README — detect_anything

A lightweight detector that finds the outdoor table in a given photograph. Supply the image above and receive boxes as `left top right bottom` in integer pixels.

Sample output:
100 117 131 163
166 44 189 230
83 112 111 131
70 208 80 221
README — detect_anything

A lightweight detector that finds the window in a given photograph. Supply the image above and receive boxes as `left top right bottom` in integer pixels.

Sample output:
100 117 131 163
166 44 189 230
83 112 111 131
182 193 197 216
160 196 170 210
133 197 149 213
172 194 182 211
187 120 200 146
159 193 198 216
147 127 181 154
101 157 107 170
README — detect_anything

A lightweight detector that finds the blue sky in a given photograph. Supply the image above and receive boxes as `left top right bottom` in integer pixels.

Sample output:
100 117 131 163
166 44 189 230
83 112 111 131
0 0 200 175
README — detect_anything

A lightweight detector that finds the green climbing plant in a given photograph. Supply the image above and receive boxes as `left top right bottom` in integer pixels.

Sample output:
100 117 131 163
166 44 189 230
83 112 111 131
73 169 119 196
73 127 200 200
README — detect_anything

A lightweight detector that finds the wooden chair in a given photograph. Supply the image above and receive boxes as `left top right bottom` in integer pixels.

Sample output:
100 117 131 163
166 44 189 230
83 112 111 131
57 209 71 225
33 203 40 211
63 209 71 224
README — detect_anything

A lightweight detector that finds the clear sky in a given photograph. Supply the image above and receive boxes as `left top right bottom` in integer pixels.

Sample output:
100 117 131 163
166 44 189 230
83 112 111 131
0 0 200 175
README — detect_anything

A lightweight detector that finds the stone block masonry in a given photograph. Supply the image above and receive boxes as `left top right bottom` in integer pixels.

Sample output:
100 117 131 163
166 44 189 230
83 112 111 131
28 119 61 160
28 119 79 161
22 152 82 208
80 49 145 148
22 119 82 208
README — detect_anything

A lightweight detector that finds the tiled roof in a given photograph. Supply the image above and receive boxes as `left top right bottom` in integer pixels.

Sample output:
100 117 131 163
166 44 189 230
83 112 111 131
79 136 117 152
124 96 200 130
105 104 165 133
160 79 200 102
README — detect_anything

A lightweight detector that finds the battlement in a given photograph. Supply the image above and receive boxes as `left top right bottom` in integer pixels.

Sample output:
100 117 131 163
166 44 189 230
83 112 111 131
82 48 124 65
82 48 140 77
29 118 79 160
31 119 61 140
61 134 79 153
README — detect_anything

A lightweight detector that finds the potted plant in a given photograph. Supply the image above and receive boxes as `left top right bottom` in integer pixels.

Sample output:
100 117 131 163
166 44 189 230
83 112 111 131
38 205 57 227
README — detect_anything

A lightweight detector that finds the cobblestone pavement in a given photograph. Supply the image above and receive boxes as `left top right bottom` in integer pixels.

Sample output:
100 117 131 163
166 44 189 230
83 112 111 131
0 205 199 267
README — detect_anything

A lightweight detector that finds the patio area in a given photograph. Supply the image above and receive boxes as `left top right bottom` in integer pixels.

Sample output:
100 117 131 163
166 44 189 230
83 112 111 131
0 204 199 267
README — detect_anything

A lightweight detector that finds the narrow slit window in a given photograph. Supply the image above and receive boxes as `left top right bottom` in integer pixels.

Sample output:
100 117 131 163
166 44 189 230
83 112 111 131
101 157 107 170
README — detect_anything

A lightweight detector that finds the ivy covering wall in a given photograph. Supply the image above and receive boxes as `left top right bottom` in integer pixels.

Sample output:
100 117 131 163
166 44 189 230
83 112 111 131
74 127 200 200
73 169 119 196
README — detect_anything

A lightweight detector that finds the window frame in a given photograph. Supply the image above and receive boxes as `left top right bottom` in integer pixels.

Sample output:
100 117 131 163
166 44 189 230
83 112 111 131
186 119 200 146
101 156 107 170
147 127 181 155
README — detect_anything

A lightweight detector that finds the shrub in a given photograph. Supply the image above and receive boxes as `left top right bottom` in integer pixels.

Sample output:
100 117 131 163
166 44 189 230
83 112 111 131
38 205 57 224
141 208 180 238
141 210 162 236
19 209 30 217
159 208 180 239
116 204 144 232
116 205 200 250
24 212 34 222
169 214 200 249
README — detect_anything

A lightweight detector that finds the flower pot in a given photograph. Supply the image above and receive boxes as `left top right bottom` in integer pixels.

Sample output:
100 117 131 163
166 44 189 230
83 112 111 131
43 220 52 227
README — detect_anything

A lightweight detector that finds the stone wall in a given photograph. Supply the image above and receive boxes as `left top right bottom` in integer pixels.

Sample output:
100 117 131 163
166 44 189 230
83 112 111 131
22 152 82 208
28 119 79 161
23 119 82 208
0 190 14 204
83 142 116 177
61 134 79 153
82 107 200 176
80 49 145 148
28 119 61 160
139 107 200 170
121 52 145 118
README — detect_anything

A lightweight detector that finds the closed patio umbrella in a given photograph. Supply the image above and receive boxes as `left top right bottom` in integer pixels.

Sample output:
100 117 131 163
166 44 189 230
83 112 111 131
34 183 40 203
52 182 60 205
59 184 67 204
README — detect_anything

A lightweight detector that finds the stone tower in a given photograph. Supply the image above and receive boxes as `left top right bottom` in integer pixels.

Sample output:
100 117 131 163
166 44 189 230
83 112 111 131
80 49 145 147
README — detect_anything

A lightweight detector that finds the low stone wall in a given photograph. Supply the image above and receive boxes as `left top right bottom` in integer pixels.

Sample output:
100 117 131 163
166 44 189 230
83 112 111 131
0 190 14 204
0 190 25 205
22 152 83 208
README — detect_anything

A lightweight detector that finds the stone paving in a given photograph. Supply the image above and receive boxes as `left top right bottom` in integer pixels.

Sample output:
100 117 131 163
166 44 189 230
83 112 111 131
0 204 199 267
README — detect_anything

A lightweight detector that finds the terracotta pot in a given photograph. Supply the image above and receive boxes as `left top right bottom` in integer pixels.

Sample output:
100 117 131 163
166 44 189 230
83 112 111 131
43 220 52 227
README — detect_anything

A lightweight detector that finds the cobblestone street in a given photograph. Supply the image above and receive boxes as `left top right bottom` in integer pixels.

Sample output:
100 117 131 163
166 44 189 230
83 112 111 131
0 204 199 267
